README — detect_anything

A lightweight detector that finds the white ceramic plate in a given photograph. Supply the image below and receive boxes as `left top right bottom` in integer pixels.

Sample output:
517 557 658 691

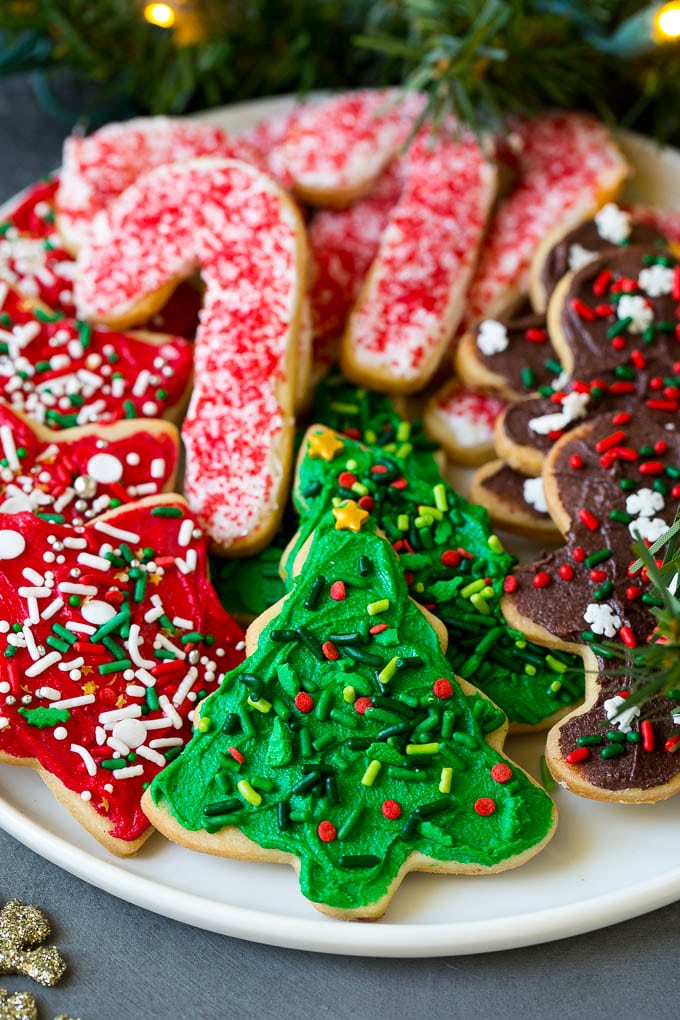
0 96 679 958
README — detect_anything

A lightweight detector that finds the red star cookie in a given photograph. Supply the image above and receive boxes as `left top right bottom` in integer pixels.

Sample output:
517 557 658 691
0 495 245 854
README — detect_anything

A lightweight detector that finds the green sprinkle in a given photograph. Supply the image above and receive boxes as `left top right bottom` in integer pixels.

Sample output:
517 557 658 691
367 598 390 616
439 767 453 793
98 659 132 675
151 506 183 517
405 742 439 755
361 759 382 786
204 798 241 817
237 780 262 806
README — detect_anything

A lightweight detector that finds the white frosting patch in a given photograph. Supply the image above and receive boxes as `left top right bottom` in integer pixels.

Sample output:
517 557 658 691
522 476 548 514
583 602 621 637
568 243 597 272
81 599 118 626
86 452 124 484
594 203 631 245
629 516 670 543
604 694 640 734
616 294 653 333
0 494 33 514
638 264 674 298
0 528 26 559
529 391 589 435
625 487 665 518
476 319 508 356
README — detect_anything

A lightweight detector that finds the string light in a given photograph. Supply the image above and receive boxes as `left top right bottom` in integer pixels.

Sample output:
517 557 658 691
655 2 680 40
143 2 176 29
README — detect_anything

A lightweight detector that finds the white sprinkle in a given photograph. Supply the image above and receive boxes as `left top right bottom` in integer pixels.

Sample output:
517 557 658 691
144 606 164 624
158 694 183 729
22 567 44 585
65 621 96 635
36 686 60 700
70 743 97 776
125 684 146 698
135 745 167 767
58 657 85 671
149 737 183 749
176 549 197 574
0 428 19 472
63 536 88 549
107 736 131 756
155 633 185 659
172 667 198 708
0 717 9 731
25 651 62 677
52 693 96 709
40 597 64 621
94 520 141 543
127 623 155 669
99 704 142 726
26 598 40 626
142 718 173 731
58 582 98 596
112 765 145 780
134 668 156 688
18 586 51 599
178 518 194 547
22 625 40 661
127 482 158 496
77 552 112 572
150 458 166 479
172 616 194 630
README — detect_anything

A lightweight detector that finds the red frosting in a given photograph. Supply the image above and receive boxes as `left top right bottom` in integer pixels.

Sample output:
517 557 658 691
0 497 245 842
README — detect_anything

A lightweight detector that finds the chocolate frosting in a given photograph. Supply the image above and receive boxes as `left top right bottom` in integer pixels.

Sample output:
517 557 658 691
478 462 550 520
473 313 555 397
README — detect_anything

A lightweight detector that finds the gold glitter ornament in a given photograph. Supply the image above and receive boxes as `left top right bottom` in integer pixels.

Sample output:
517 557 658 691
0 987 38 1020
0 901 66 987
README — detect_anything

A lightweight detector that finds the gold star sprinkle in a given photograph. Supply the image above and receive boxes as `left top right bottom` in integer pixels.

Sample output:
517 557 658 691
0 900 66 987
332 500 369 533
307 428 344 462
81 681 97 696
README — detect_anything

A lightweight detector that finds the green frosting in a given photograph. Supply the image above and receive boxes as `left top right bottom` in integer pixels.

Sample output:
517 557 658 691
211 544 287 619
284 426 584 727
150 511 555 914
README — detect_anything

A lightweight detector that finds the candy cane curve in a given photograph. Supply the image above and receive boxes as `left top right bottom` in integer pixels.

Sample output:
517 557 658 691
75 157 306 556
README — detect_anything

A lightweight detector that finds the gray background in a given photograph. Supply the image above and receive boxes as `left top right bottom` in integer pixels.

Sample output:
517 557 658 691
1 72 680 1020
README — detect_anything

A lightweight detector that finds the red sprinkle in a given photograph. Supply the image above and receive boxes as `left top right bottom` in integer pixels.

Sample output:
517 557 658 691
673 265 680 301
596 430 626 453
620 625 637 648
589 568 607 582
533 571 551 589
570 297 595 320
440 549 461 569
525 327 547 343
565 746 590 764
609 381 636 395
338 471 356 488
329 581 346 601
228 746 245 764
474 797 496 817
369 623 388 635
630 349 646 369
381 799 402 820
433 678 454 699
641 719 655 752
491 763 512 783
294 691 314 713
672 484 680 499
665 735 680 753
559 564 574 581
354 696 372 715
321 641 340 661
317 820 337 843
358 495 375 512
548 429 564 442
612 411 632 425
569 454 583 469
573 546 586 562
593 268 613 296
639 461 666 476
390 477 407 490
611 336 626 351
503 575 518 593
579 509 600 531
647 399 679 412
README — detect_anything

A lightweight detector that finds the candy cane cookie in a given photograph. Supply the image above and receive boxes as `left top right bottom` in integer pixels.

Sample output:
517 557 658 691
0 494 246 854
341 125 496 394
0 404 179 524
75 157 306 555
281 89 423 207
0 282 193 429
57 116 265 253
462 112 628 328
422 382 507 467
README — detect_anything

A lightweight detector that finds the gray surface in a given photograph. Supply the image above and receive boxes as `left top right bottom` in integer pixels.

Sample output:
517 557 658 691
1 71 680 1020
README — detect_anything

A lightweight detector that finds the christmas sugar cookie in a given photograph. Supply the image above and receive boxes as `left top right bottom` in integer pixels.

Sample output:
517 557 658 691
463 112 628 327
341 123 496 393
144 504 556 921
469 460 560 541
0 283 193 429
0 404 178 524
529 202 670 313
454 313 556 402
495 245 680 478
75 157 306 555
423 382 507 466
57 115 264 252
502 409 680 803
0 495 245 854
282 425 583 731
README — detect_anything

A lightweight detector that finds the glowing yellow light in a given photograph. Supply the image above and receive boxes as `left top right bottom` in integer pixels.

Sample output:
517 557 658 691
143 2 176 29
656 2 680 40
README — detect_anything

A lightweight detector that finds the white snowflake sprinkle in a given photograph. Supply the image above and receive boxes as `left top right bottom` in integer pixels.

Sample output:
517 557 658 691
625 487 665 518
604 694 640 734
568 243 598 272
583 602 621 638
629 516 670 543
522 476 548 514
476 319 509 356
638 264 674 298
594 203 631 245
616 294 653 333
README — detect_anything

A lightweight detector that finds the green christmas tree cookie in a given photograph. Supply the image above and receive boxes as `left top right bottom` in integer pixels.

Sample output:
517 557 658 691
283 425 584 730
144 501 557 920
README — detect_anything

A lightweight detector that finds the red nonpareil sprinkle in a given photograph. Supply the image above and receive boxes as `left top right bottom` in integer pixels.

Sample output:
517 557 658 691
611 336 626 352
590 378 608 393
665 385 680 399
371 463 388 474
620 625 637 648
565 747 590 764
573 546 586 562
338 471 357 488
570 297 595 320
579 508 600 531
572 380 591 393
550 391 567 404
433 678 454 699
639 461 666 476
596 430 627 453
358 495 375 512
294 691 314 712
625 585 642 601
317 820 337 843
474 797 496 816
491 763 512 783
594 303 614 317
641 719 655 752
612 411 632 425
533 571 551 589
569 454 583 469
229 746 245 764
650 376 664 391
630 349 646 369
381 799 402 820
390 477 408 490
548 429 564 442
593 268 613 296
329 581 346 601
503 575 518 593
589 568 607 582
559 564 574 581
321 641 339 661
617 690 630 700
525 327 547 343
440 549 461 569
672 484 680 499
354 696 372 715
